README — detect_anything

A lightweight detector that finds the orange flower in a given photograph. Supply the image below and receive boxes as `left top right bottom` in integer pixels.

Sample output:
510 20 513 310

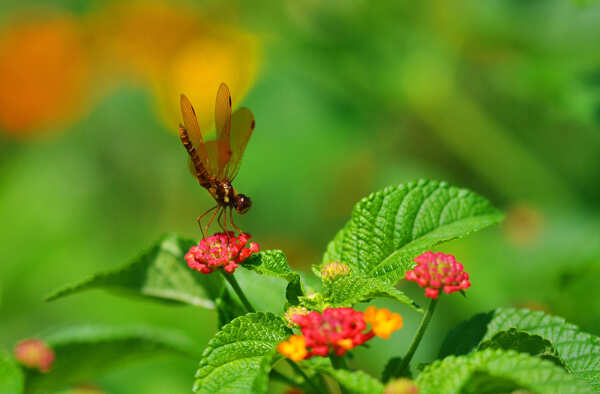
277 335 308 362
335 338 353 350
364 306 403 339
0 14 91 137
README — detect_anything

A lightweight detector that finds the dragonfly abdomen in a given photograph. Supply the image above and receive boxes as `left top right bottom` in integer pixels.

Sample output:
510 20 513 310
178 125 212 188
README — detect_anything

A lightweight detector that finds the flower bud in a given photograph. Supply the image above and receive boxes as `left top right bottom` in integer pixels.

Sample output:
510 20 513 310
384 378 419 394
321 261 351 282
284 306 309 328
14 339 55 373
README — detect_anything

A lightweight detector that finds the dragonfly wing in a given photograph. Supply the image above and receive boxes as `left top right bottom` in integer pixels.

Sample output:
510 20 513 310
226 107 255 180
215 83 232 177
202 140 220 177
180 94 211 174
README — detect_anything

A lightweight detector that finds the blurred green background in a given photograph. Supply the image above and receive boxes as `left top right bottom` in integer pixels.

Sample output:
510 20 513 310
1 0 600 392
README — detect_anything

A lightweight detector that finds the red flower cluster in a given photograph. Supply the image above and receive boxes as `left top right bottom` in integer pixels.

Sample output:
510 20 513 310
14 339 55 373
405 251 470 299
185 232 259 274
293 308 374 357
278 307 402 361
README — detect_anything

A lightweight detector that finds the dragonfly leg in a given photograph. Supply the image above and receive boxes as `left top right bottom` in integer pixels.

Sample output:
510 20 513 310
230 207 243 234
215 207 225 234
197 206 218 238
204 207 220 236
221 207 229 235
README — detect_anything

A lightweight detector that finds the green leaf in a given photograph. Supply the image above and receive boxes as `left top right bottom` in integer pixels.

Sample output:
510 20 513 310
0 350 23 394
325 369 383 394
325 276 421 312
439 311 495 358
440 308 600 390
46 234 224 308
233 269 289 313
458 370 528 394
26 324 200 394
243 250 304 305
298 292 330 312
194 313 291 393
416 348 594 394
322 180 503 283
479 328 564 368
306 359 383 394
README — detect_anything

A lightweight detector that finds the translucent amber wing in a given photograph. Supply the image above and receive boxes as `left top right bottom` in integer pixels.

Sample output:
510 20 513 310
202 140 220 177
180 94 212 174
225 107 255 180
214 83 232 177
180 94 207 154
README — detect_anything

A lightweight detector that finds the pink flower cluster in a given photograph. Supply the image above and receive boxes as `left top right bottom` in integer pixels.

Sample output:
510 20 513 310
405 251 470 299
14 339 55 373
185 232 259 274
291 308 375 357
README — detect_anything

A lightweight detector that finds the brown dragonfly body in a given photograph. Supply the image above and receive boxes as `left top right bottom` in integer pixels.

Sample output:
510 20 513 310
178 83 255 235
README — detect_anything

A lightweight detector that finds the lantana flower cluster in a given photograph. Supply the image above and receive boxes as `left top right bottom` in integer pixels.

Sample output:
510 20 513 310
14 339 55 373
405 251 470 299
278 306 402 361
185 232 259 274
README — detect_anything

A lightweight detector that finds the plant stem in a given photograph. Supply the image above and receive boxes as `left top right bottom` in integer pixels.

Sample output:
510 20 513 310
270 369 298 387
286 359 322 394
331 355 349 370
222 271 255 313
396 297 438 376
330 355 351 394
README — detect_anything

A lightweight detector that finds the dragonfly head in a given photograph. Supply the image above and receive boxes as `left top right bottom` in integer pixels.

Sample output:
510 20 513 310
234 194 252 214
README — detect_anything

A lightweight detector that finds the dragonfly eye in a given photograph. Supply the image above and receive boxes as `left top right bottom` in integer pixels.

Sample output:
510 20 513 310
234 194 252 214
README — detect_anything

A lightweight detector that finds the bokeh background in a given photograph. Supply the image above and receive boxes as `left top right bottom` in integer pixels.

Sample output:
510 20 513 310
1 0 600 392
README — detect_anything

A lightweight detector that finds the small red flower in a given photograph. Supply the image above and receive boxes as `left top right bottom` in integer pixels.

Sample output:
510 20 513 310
292 308 374 357
405 251 470 299
185 232 259 274
279 306 402 361
14 339 55 373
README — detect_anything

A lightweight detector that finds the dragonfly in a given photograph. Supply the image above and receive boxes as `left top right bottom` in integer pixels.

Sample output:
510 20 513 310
178 83 255 236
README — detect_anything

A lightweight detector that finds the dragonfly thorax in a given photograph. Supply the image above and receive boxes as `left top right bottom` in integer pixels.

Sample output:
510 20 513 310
210 181 251 214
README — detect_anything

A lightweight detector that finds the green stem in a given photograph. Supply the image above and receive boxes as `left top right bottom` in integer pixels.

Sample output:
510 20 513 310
330 356 350 393
331 355 349 370
286 359 323 394
222 271 255 313
396 298 438 376
270 369 298 387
